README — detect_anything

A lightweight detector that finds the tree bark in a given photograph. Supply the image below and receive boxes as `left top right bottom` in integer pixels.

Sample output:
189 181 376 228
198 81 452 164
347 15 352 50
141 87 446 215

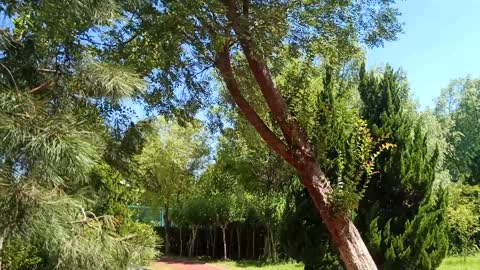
189 226 198 257
206 237 210 257
229 226 234 258
215 19 378 269
221 224 228 260
164 206 170 254
270 229 278 262
236 226 241 259
263 227 270 260
213 227 217 258
300 160 377 269
252 227 255 260
179 227 183 257
246 227 250 259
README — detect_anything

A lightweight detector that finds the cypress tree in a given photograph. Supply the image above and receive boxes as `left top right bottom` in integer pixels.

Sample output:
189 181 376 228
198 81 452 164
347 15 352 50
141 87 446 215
358 65 449 269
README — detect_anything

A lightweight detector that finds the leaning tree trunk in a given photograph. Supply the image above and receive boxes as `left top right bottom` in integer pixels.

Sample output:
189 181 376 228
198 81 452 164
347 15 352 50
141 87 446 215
216 25 378 268
300 160 377 269
221 224 228 260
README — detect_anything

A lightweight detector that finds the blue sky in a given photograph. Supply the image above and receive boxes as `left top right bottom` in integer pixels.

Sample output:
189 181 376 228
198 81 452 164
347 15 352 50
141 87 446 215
367 0 480 109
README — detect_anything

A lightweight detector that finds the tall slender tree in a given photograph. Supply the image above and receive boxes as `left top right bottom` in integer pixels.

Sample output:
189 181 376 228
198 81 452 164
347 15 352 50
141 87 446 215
136 117 208 254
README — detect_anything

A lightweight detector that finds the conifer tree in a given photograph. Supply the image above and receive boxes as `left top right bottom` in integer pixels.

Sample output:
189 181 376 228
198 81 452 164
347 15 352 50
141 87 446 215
358 65 449 270
0 1 158 268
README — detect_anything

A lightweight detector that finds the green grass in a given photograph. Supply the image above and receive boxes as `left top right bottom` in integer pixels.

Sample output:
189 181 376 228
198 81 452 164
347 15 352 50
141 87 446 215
212 260 303 270
437 255 480 270
214 257 480 270
150 256 480 270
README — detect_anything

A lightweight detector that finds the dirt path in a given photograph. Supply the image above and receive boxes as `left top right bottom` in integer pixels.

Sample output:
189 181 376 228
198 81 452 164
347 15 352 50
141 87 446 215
153 258 225 270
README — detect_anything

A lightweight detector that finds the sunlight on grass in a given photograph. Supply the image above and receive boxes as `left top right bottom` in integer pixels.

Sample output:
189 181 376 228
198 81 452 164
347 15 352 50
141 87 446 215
212 261 303 270
438 255 480 270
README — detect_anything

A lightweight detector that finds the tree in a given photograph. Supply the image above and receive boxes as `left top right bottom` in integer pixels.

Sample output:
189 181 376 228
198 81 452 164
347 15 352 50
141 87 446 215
279 63 382 270
358 65 449 269
447 184 480 257
0 1 158 268
136 116 208 254
4 0 405 267
92 1 403 268
182 194 211 257
435 77 480 184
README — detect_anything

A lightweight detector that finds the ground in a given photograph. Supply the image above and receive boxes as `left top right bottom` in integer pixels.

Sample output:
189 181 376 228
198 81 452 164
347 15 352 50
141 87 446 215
149 258 301 270
150 258 225 270
149 256 480 270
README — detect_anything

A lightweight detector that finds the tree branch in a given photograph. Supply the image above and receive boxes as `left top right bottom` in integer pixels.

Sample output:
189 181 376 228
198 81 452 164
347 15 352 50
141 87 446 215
29 81 51 94
215 44 296 166
222 0 314 160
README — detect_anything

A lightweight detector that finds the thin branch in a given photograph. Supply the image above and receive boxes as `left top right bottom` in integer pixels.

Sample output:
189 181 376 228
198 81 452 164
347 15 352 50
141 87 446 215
30 81 51 94
37 68 63 74
0 63 18 91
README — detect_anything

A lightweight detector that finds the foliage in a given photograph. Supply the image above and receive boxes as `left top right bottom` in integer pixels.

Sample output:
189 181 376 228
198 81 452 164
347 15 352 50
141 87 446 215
90 162 143 218
79 0 403 267
447 184 480 255
368 193 449 270
435 77 480 184
358 65 449 269
281 188 339 270
0 1 158 268
1 237 43 270
135 116 208 253
136 116 209 209
278 64 386 269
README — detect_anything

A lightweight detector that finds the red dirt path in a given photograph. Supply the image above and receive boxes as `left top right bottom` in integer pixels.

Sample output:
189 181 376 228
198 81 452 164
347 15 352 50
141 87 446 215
155 258 226 270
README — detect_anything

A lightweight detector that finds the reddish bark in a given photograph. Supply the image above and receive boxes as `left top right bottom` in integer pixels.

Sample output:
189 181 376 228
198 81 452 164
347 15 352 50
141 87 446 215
215 3 378 266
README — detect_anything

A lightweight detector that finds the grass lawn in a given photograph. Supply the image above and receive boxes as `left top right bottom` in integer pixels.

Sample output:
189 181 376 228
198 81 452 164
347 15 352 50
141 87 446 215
438 255 480 270
149 256 480 270
212 261 303 270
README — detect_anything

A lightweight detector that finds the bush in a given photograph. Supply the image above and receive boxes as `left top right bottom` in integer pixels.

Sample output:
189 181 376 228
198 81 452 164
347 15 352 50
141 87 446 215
118 221 162 264
2 237 43 270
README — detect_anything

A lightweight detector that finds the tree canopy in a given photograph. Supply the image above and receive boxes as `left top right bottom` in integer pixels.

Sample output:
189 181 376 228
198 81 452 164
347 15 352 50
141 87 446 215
1 1 480 270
